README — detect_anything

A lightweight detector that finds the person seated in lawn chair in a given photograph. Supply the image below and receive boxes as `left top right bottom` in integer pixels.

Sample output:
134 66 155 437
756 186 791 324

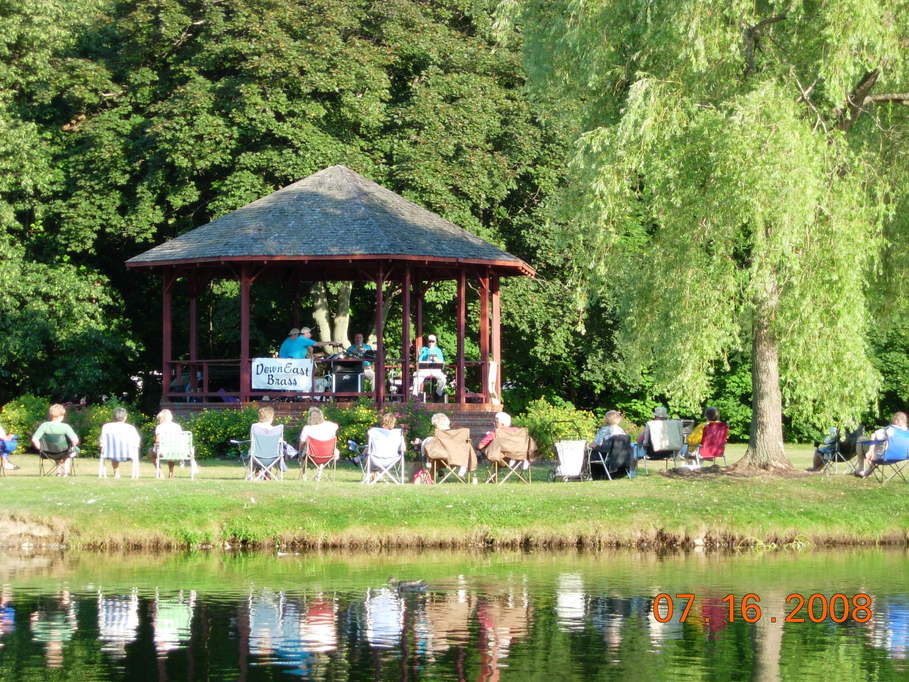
0 422 20 471
855 411 909 479
479 412 536 483
686 406 730 468
421 412 477 483
99 407 141 479
589 410 634 479
32 403 80 476
152 409 182 478
298 406 339 481
806 424 864 472
364 413 406 484
637 406 685 464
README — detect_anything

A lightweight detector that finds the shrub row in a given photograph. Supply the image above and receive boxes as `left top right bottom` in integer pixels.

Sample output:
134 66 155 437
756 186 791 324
2 395 607 462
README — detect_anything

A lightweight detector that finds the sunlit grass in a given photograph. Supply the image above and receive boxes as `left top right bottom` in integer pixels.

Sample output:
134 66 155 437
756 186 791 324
1 444 904 550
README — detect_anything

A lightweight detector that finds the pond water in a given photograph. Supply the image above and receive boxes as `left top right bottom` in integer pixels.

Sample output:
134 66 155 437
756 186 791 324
0 549 905 680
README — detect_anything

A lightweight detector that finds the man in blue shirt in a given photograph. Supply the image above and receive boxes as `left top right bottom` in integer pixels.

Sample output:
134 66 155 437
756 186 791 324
411 334 447 399
278 327 334 358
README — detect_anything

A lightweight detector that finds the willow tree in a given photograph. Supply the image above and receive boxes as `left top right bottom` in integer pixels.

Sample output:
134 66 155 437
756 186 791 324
500 0 909 468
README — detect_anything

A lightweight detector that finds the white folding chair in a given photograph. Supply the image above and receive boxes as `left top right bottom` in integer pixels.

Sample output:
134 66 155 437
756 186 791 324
365 427 405 484
552 440 588 481
156 431 198 479
248 425 286 481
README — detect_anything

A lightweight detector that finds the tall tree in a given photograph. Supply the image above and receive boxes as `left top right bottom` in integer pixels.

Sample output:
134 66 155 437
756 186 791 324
504 0 909 468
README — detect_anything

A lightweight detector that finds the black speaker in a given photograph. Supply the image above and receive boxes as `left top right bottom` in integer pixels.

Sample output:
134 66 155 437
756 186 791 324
332 373 361 393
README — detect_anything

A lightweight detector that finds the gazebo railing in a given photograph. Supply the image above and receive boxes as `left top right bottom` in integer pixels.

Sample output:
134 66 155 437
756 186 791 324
164 358 492 404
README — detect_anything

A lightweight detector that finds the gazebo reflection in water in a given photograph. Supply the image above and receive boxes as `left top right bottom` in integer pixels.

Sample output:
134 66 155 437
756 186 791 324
126 165 534 426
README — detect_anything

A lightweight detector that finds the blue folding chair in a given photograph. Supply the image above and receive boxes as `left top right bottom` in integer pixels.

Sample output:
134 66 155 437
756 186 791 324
862 428 909 484
0 436 17 476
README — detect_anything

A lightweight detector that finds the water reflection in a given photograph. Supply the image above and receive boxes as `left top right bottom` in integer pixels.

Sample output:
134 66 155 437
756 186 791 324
97 588 139 658
29 589 78 668
154 589 195 657
0 550 903 679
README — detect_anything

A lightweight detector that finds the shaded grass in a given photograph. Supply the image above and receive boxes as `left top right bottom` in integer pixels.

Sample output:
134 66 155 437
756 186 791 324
1 444 905 551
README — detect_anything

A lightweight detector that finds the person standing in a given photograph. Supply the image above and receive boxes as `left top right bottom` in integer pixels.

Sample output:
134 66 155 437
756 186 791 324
278 327 335 359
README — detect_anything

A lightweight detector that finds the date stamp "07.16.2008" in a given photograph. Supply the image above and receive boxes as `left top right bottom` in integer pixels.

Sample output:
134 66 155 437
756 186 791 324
652 593 873 625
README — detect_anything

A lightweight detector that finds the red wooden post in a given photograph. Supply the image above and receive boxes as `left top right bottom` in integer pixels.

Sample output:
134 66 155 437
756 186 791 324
456 271 466 404
375 264 385 406
239 265 252 403
162 271 175 400
414 281 424 352
479 272 490 404
402 266 412 405
491 275 502 401
188 275 199 393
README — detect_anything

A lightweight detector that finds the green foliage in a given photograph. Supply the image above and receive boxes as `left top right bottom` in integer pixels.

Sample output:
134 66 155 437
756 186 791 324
707 358 753 442
514 397 596 460
321 401 379 450
0 239 139 403
184 407 260 460
508 0 909 460
0 0 569 409
0 394 49 439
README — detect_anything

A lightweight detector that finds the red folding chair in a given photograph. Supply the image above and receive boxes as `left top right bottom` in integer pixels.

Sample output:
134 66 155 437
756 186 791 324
300 437 338 481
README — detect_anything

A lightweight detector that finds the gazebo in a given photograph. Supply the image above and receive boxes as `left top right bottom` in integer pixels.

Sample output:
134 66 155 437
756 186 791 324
126 165 534 411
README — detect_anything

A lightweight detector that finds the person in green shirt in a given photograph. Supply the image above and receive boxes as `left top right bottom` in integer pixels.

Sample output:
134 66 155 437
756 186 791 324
31 404 80 476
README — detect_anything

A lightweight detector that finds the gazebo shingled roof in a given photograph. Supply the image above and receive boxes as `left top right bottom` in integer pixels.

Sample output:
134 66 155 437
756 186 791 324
126 165 534 276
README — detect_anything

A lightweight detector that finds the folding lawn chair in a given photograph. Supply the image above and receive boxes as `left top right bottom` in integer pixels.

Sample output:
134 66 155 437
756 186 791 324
588 434 635 480
0 436 17 477
484 427 536 484
347 439 369 481
300 437 338 481
690 421 730 468
246 425 287 481
816 426 864 475
864 428 909 484
155 431 198 480
39 434 78 477
365 427 405 484
641 419 684 471
552 440 588 481
422 428 477 483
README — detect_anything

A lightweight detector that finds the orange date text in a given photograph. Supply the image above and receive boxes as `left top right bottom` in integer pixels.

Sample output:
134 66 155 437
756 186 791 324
652 593 873 624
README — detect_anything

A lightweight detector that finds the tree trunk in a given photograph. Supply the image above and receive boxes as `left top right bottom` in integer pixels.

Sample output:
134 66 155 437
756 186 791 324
333 282 352 346
369 284 398 345
311 282 332 341
738 304 791 470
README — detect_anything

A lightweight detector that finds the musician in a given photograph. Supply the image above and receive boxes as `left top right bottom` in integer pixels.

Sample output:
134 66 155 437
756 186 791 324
346 333 375 386
411 334 447 399
278 327 334 359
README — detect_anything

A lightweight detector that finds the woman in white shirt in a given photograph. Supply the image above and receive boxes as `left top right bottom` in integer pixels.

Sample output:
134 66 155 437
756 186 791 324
154 409 183 479
298 407 339 460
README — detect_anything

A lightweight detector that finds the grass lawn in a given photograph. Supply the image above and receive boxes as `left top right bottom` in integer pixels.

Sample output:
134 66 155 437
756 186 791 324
1 444 905 551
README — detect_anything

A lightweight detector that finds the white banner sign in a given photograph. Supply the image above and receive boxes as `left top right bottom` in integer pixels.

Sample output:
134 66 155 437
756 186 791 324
251 357 313 391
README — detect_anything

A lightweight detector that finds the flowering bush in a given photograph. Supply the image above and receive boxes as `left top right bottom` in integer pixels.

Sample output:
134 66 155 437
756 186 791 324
514 397 597 460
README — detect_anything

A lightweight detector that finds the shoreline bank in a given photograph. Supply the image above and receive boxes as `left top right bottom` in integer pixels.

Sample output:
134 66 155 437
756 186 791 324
3 444 905 553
